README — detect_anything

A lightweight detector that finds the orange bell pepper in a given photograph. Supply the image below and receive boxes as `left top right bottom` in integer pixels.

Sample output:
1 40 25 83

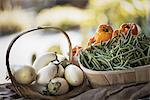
88 24 113 45
95 24 113 43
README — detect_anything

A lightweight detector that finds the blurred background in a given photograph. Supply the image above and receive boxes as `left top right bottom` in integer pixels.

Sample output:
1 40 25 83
0 0 150 83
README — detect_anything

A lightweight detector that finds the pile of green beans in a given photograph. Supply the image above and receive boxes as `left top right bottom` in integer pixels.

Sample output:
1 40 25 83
80 31 150 71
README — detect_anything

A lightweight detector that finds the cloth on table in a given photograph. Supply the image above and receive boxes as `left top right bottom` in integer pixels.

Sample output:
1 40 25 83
71 82 150 100
0 82 150 100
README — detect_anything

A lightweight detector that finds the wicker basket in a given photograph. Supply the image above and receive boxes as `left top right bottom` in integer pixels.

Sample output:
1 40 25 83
78 53 150 88
5 26 88 99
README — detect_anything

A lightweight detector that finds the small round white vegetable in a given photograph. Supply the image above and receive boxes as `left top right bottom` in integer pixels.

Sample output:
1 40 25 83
13 65 36 84
57 54 67 62
65 64 84 86
48 77 69 95
33 52 57 72
53 54 67 64
56 64 64 77
36 62 58 85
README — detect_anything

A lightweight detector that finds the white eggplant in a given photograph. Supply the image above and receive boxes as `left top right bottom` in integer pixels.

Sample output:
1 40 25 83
48 77 69 95
33 52 57 72
65 64 84 86
57 54 67 62
13 65 36 84
56 64 64 77
36 62 58 85
53 54 68 64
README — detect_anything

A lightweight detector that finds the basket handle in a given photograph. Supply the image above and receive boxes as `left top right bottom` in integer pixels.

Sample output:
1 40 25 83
6 26 73 82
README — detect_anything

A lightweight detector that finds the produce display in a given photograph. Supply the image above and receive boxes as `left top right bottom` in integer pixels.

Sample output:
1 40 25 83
10 52 84 95
79 23 150 71
5 24 150 98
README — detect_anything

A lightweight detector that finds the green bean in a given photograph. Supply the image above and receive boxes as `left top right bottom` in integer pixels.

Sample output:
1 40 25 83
84 50 92 63
95 53 111 59
126 34 133 46
97 57 113 70
97 58 109 66
116 46 130 56
106 36 118 47
147 46 150 63
148 46 150 56
92 46 106 55
125 29 131 40
80 52 91 69
130 56 150 64
132 37 138 45
121 57 130 68
110 45 120 54
111 48 136 60
79 33 150 71
125 52 133 59
92 58 103 70
105 59 113 70
136 47 146 57
90 60 100 70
